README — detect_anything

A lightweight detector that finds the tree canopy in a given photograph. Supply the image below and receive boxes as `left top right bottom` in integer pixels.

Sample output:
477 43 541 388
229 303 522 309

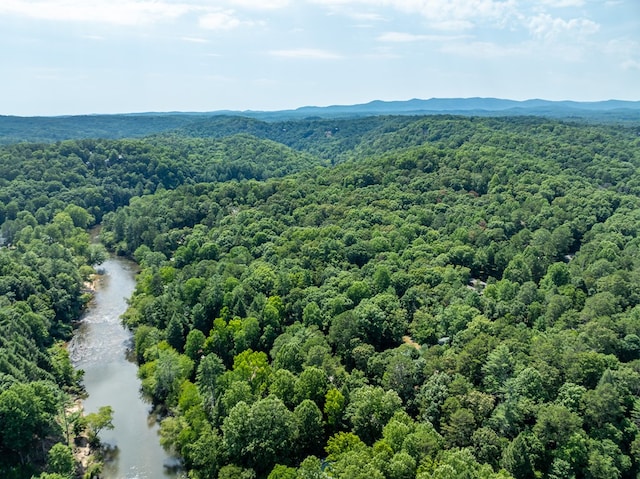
1 113 640 478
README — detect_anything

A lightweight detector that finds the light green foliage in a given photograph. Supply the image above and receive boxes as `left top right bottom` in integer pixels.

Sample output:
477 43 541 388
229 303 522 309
268 368 297 408
227 349 271 395
139 343 194 406
324 387 346 429
6 114 640 478
386 451 417 479
382 412 413 453
297 456 324 479
48 342 79 388
346 385 402 444
326 432 368 461
267 464 297 479
424 448 513 479
84 405 114 445
47 443 75 477
482 344 515 394
295 366 329 406
35 474 70 479
218 464 257 479
302 301 324 329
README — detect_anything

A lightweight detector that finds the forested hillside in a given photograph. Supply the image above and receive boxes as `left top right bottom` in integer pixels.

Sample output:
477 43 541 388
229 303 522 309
0 134 321 242
0 114 205 145
1 114 640 479
102 117 640 479
0 125 321 478
2 98 639 144
0 206 100 478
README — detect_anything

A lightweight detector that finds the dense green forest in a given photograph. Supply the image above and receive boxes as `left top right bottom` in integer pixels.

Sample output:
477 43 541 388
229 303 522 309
1 114 640 479
0 205 98 478
2 98 639 144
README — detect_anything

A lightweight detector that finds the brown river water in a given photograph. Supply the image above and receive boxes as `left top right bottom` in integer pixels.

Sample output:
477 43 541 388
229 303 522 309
69 256 184 479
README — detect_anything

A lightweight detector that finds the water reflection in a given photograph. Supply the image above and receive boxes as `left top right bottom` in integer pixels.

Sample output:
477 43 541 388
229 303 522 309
69 257 183 479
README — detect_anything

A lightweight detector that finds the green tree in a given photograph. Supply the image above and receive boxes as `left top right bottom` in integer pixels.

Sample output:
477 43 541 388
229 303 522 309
229 349 272 395
85 405 114 446
324 387 346 431
386 451 416 479
294 399 324 456
185 329 207 361
268 368 297 409
196 353 226 401
222 396 297 474
501 432 542 479
483 344 515 394
426 447 511 479
218 464 256 479
47 443 75 477
267 464 297 479
443 408 476 448
302 302 324 329
0 381 61 455
346 385 402 444
297 456 324 479
295 366 328 406
139 344 194 405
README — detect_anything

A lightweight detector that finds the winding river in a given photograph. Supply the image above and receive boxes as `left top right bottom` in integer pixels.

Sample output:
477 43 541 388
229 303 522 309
69 256 184 479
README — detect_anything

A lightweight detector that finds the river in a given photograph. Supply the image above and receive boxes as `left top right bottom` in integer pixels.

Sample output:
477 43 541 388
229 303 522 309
69 256 184 479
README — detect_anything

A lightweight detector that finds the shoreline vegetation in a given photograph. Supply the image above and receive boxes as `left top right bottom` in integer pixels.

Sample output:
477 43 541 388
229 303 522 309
64 399 95 479
66 270 107 479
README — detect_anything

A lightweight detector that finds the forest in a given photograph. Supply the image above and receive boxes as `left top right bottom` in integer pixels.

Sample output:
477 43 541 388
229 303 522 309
1 113 640 479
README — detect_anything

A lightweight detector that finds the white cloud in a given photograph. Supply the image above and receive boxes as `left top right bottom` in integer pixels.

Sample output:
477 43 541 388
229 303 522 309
377 32 428 42
309 0 518 30
363 47 401 59
377 32 468 42
199 11 243 30
81 34 106 41
528 14 600 40
440 41 524 58
0 0 195 26
0 0 274 27
321 5 385 22
604 38 638 56
603 39 640 71
345 11 385 21
537 0 585 6
181 36 209 43
229 0 290 8
621 59 640 70
269 48 344 59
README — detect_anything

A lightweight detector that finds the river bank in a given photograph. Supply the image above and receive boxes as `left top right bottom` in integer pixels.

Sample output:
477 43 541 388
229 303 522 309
68 256 183 479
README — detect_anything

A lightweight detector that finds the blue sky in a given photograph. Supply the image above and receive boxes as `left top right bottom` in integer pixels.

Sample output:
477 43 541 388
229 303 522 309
0 0 638 115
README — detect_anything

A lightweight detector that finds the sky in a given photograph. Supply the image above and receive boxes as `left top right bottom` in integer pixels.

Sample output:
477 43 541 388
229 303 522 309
0 0 638 116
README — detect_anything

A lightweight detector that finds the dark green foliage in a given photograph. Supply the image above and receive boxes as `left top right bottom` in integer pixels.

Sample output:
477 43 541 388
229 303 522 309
46 443 74 477
111 115 640 478
0 204 94 477
222 396 297 474
0 381 61 454
4 113 640 478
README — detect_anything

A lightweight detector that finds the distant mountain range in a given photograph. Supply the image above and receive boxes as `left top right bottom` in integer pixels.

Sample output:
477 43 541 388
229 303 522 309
259 97 640 120
1 98 638 143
